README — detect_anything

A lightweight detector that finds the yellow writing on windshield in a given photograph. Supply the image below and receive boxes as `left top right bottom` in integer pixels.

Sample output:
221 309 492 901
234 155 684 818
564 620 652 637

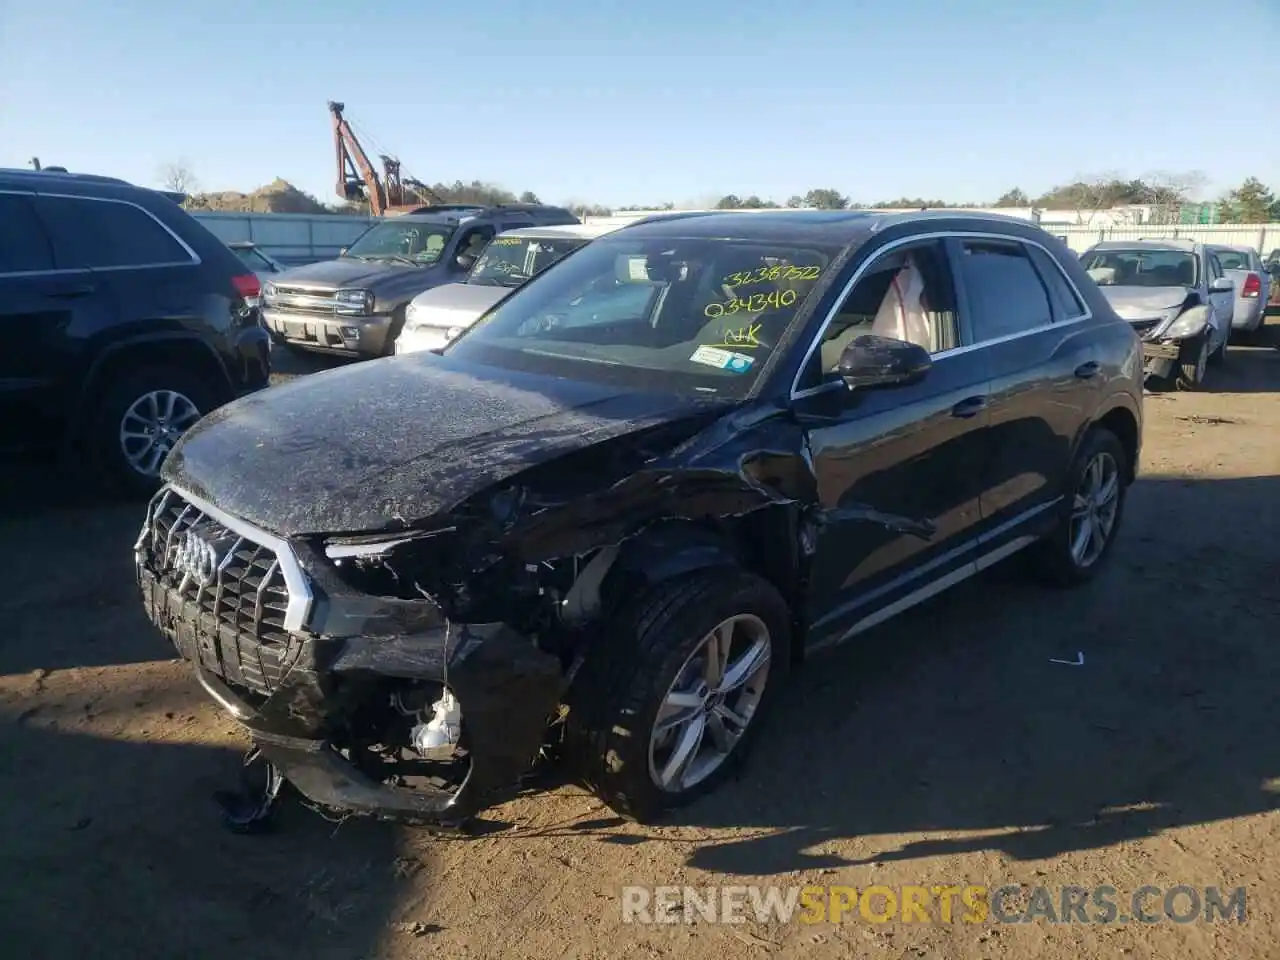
491 237 525 246
725 264 821 287
704 289 797 318
711 322 763 348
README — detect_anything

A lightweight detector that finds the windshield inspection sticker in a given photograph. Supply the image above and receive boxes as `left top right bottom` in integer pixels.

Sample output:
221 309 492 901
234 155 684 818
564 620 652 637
690 345 755 373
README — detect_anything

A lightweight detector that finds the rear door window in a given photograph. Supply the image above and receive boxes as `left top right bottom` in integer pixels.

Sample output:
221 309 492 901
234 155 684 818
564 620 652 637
0 194 55 273
33 196 195 270
957 240 1053 343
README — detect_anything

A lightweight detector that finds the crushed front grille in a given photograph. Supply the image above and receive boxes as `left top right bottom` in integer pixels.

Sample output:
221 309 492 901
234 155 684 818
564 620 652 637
139 489 302 696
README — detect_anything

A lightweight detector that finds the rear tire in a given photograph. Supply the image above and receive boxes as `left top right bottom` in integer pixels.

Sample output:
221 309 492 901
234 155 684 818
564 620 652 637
565 568 791 824
1030 427 1128 588
89 365 217 499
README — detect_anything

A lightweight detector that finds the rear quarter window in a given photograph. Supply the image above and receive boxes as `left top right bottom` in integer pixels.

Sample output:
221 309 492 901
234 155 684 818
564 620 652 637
34 196 196 270
1027 244 1087 319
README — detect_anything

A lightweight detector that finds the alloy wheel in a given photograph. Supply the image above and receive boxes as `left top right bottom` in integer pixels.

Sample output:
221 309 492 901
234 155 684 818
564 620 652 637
119 389 202 477
1070 451 1120 569
647 613 772 793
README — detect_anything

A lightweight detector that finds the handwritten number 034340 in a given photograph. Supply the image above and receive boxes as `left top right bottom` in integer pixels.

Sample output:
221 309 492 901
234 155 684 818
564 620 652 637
705 288 797 318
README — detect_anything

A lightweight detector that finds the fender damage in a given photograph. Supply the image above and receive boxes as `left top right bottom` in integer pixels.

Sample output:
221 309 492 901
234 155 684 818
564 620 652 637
138 396 839 826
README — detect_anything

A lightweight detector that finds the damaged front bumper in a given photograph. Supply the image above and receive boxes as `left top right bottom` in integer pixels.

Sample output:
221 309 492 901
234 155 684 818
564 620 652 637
136 562 565 825
1141 338 1181 380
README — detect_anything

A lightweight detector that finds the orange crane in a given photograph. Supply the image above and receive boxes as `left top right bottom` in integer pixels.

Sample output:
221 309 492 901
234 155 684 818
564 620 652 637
328 101 442 216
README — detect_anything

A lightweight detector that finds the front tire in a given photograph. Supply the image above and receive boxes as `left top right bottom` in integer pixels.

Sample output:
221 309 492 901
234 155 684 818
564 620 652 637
565 569 791 823
1175 335 1210 390
1208 323 1228 366
1030 427 1128 588
90 365 215 498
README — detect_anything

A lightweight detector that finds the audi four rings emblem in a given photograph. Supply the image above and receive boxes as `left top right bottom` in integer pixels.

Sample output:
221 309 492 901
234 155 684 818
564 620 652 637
174 530 222 587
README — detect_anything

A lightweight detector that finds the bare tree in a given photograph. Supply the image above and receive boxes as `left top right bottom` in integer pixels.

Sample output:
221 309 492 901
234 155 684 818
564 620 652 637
158 161 199 196
1142 169 1208 224
1069 170 1125 225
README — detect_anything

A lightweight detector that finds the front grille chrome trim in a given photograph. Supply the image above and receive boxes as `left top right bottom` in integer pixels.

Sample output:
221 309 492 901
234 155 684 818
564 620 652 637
144 484 314 633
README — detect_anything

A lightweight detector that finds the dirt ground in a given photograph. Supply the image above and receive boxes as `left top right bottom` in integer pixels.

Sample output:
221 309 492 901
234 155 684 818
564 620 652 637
2 331 1278 960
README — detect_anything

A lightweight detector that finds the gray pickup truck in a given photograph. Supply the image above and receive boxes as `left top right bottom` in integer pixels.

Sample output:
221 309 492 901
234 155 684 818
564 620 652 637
260 203 579 358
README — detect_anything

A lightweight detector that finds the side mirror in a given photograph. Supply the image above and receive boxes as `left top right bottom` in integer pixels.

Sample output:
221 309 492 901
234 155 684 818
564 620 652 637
1210 277 1234 293
339 247 348 256
837 334 932 390
455 253 477 271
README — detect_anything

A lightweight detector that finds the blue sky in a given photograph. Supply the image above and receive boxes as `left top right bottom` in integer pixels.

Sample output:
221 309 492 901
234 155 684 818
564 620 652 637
2 0 1277 208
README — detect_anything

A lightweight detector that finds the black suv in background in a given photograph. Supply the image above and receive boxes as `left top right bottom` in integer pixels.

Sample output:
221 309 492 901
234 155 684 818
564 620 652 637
260 202 579 358
0 168 270 496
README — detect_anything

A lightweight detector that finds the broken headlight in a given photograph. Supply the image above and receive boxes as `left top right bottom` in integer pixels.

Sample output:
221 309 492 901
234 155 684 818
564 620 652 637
320 529 462 603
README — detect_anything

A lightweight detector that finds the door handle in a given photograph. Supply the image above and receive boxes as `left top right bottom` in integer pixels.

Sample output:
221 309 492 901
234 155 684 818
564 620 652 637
951 396 987 418
1074 361 1100 379
46 284 96 300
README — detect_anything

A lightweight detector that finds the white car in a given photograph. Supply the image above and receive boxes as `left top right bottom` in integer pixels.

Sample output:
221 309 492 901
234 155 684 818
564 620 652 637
395 222 620 355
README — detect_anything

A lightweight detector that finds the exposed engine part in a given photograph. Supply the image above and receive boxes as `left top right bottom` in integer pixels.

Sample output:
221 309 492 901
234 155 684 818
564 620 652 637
410 689 462 760
214 745 287 834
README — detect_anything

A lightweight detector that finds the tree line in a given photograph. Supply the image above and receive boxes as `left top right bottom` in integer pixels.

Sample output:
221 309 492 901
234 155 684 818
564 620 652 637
709 176 1280 223
158 162 1280 223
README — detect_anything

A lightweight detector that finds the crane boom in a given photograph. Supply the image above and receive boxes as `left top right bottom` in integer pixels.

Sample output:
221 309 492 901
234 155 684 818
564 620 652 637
328 101 441 216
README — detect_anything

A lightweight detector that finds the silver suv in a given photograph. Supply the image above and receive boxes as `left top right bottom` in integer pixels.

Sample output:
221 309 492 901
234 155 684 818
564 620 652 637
260 203 579 359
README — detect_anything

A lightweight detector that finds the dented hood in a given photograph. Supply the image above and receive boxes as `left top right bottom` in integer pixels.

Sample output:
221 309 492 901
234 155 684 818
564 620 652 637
163 354 720 537
1097 285 1189 319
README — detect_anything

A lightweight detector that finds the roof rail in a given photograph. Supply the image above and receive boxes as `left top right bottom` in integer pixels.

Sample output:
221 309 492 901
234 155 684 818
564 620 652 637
621 211 719 228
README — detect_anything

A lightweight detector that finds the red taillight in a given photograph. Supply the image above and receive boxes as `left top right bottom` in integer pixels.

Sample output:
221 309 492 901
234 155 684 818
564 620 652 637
231 273 261 300
1241 274 1261 298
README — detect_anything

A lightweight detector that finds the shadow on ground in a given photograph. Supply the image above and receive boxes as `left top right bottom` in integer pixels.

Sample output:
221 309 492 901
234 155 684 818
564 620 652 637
0 718 404 960
578 471 1278 874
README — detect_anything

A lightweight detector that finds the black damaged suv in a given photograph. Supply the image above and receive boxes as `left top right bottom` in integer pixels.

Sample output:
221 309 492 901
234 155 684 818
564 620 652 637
0 168 270 495
135 210 1142 829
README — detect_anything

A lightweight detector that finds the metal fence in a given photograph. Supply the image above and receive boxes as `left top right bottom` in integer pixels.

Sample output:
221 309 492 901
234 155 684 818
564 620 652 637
1043 223 1280 254
189 209 1280 265
190 211 377 266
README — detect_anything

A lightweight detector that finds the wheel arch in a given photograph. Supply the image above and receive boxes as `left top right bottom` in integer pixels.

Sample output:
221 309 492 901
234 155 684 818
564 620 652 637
1076 399 1141 485
71 334 234 445
590 511 806 663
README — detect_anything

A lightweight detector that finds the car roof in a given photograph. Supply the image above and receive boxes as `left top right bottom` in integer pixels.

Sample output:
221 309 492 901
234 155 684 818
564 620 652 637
496 223 619 241
608 208 1053 245
1087 238 1199 252
1204 243 1255 254
393 203 576 224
